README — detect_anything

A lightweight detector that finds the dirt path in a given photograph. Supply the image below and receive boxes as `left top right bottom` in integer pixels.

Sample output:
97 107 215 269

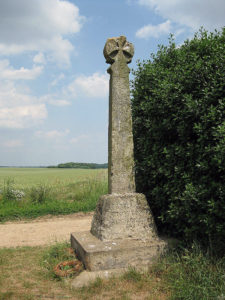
0 212 93 248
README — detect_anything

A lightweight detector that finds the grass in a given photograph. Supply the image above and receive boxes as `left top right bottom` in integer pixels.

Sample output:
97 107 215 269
0 168 105 189
151 244 225 300
0 242 169 300
0 168 107 222
0 242 224 300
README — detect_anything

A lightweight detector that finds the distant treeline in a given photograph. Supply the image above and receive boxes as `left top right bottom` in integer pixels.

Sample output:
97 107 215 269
48 162 108 169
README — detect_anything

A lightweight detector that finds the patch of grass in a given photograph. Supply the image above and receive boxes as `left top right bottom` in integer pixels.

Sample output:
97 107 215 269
0 244 76 299
0 291 14 300
1 242 223 300
0 194 97 222
41 242 78 279
0 242 169 300
151 243 225 300
78 267 169 300
0 168 107 222
29 184 52 204
122 267 142 282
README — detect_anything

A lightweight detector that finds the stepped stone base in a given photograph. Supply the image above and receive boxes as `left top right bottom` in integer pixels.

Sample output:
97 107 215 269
71 193 168 271
90 193 158 241
71 193 167 271
71 231 167 271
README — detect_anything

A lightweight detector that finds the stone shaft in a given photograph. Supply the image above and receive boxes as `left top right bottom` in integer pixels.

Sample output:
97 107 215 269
71 36 169 271
105 36 135 194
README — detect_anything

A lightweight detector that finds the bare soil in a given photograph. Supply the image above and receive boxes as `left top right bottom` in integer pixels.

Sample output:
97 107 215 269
0 212 93 248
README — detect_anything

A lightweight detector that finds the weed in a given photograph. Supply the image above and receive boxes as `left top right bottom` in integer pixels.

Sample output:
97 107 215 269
41 242 77 279
79 277 104 298
29 183 51 204
122 267 142 282
1 178 16 202
0 291 14 300
153 243 225 300
0 178 26 205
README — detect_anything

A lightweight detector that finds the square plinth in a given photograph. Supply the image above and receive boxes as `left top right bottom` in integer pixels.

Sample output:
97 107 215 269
71 231 167 271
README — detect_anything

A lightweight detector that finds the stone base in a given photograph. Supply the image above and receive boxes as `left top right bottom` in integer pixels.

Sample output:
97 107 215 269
91 193 158 241
71 267 147 288
71 231 167 271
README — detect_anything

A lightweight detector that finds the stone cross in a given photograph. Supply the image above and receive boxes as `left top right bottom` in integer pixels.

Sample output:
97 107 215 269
71 36 167 272
104 36 135 194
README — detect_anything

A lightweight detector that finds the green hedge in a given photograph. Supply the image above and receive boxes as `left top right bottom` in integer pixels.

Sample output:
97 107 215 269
131 28 225 253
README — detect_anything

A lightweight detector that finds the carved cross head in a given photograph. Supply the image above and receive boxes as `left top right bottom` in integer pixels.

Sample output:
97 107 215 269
103 36 134 65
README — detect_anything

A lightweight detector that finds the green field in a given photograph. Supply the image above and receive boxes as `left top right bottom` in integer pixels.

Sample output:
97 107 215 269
0 167 107 188
0 168 108 222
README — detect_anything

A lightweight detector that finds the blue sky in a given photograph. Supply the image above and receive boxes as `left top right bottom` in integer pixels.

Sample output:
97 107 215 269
0 0 225 166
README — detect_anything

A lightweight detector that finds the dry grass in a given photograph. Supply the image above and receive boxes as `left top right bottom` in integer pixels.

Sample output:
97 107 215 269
77 274 170 300
0 246 74 300
1 242 223 299
0 243 170 300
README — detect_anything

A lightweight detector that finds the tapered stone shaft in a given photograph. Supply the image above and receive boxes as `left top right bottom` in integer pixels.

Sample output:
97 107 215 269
104 36 135 194
71 36 168 272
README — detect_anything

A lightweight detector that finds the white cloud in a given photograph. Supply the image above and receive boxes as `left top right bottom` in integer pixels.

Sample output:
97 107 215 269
0 59 43 80
0 81 47 128
0 105 47 129
40 94 71 107
49 99 71 107
136 20 171 39
70 135 88 144
3 139 23 148
50 73 65 87
0 0 85 65
68 72 109 99
35 129 70 139
33 53 46 65
138 0 225 31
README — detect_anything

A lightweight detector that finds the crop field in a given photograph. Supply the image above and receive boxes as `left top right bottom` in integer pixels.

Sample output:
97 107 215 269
0 168 107 222
0 167 107 188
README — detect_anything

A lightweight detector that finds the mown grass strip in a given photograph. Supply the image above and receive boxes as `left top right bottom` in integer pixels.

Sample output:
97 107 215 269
0 242 224 300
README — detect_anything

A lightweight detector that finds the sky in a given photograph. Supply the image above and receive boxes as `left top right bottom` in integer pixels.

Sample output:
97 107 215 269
0 0 225 166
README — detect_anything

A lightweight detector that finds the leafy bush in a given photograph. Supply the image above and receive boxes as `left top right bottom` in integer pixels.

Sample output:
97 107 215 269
131 28 225 252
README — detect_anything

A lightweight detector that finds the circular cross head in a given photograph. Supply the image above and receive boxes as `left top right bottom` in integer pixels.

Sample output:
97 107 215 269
103 36 134 64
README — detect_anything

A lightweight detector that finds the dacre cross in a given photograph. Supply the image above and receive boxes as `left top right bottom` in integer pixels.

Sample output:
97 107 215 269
71 36 167 273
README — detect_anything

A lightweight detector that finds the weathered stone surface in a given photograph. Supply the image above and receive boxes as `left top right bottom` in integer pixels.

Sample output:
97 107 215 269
71 231 167 271
104 36 135 194
71 36 168 273
71 269 127 288
91 193 158 241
